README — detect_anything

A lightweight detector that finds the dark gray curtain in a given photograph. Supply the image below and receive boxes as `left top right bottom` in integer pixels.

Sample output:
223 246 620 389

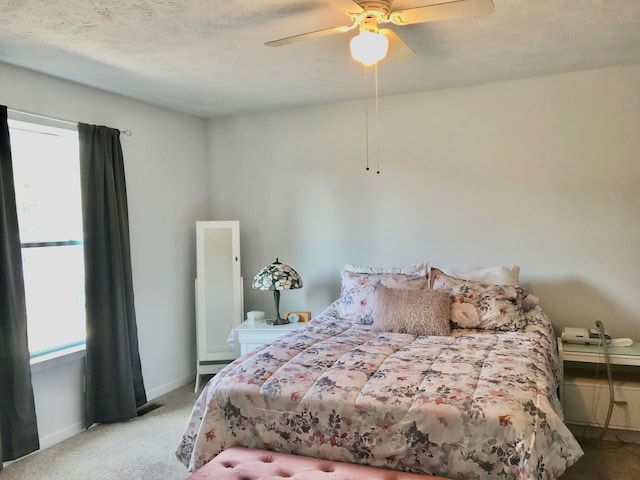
78 123 146 427
0 105 40 466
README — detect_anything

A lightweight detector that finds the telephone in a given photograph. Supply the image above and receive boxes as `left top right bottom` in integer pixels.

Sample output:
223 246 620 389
561 325 633 346
561 327 609 344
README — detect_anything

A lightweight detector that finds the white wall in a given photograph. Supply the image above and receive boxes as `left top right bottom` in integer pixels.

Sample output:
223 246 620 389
4 60 638 453
208 64 640 341
1 62 210 448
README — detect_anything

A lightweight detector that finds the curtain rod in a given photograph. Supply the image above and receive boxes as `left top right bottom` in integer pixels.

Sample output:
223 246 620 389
7 108 133 137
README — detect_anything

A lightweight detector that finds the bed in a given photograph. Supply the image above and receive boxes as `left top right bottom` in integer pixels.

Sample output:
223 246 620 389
176 265 584 480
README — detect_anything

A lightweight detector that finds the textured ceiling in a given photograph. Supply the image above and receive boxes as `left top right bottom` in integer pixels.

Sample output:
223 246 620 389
1 0 639 119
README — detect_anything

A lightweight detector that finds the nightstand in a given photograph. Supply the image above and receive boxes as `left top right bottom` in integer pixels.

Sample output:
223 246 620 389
558 338 640 431
235 321 307 355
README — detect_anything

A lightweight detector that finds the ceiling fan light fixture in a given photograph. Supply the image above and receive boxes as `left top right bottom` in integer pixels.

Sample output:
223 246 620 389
350 30 389 66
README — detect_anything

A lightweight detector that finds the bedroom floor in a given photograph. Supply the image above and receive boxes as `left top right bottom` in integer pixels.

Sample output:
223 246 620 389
560 437 640 479
2 381 638 480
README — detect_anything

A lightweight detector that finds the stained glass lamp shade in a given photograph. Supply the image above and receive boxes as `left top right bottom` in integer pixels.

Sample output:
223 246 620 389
251 258 303 325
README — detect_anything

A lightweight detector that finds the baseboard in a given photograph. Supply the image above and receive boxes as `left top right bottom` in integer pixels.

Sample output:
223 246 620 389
145 371 195 401
39 420 85 450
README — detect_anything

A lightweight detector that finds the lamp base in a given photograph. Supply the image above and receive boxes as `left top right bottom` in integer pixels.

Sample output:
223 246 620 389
270 315 289 326
268 289 289 325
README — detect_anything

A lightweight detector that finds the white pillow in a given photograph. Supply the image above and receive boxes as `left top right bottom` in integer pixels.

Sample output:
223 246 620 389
344 262 428 275
436 265 520 286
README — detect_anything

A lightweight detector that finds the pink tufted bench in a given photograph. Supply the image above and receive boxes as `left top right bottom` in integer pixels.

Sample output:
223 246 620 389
186 447 451 480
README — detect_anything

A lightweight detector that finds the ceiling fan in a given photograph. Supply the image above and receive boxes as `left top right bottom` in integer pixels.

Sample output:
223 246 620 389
265 0 494 66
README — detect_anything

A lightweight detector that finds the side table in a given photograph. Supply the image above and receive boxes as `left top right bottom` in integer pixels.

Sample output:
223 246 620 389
236 321 307 355
558 338 640 431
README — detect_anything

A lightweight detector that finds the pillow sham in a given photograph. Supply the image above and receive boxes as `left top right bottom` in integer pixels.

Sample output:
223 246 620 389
372 285 451 336
436 265 520 286
338 269 428 325
430 268 526 331
433 265 539 312
344 262 428 275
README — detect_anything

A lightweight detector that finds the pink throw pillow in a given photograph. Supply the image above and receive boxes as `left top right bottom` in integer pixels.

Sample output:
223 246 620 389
372 285 451 336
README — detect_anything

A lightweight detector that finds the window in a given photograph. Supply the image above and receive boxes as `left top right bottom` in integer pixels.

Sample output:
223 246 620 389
8 116 86 358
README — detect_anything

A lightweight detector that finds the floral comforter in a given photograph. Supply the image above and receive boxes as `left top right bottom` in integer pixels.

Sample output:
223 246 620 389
176 303 583 480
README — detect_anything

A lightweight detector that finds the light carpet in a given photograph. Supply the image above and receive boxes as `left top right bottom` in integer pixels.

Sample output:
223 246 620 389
2 382 198 480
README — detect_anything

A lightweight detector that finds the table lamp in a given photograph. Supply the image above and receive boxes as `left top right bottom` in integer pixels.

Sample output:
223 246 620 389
251 258 303 325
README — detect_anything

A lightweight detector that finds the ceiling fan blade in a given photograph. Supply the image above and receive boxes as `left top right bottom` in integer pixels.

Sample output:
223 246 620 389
325 0 364 14
390 0 494 26
380 28 416 62
265 24 354 47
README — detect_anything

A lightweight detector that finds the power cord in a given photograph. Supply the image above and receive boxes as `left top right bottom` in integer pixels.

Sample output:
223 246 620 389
580 425 633 453
579 323 635 452
595 320 614 440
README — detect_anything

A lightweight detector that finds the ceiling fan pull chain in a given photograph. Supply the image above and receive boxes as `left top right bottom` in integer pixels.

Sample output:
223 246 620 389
375 63 380 174
364 66 370 172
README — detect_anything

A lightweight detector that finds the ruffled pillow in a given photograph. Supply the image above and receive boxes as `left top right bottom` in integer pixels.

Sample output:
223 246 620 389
372 285 451 336
338 269 428 325
430 268 526 331
516 287 540 313
516 287 539 312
